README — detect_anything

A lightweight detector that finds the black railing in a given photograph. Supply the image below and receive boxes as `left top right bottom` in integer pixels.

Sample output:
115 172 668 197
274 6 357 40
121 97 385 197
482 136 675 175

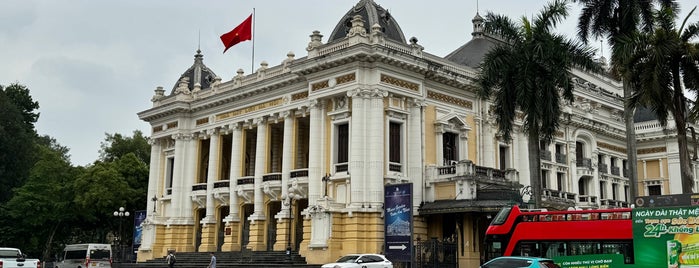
555 153 567 164
611 166 620 176
389 163 402 172
475 165 488 176
336 163 348 172
540 150 552 161
290 169 308 178
576 158 592 168
192 184 207 191
598 163 608 174
214 181 229 188
263 174 282 182
438 166 456 175
237 178 254 185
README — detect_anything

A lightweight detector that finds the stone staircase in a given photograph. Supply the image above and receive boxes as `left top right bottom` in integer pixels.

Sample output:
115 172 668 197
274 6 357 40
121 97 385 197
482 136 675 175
114 250 320 268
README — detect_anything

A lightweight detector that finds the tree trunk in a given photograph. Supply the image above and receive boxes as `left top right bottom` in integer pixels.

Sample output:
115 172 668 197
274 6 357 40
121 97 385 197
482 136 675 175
623 81 639 200
43 221 60 265
528 130 542 208
672 66 694 193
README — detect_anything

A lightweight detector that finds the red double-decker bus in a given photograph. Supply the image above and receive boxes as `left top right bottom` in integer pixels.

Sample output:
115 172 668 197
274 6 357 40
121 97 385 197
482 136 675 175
483 205 634 264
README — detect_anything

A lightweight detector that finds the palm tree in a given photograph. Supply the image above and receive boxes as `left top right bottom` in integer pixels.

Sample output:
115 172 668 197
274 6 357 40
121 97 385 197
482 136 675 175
575 0 673 200
477 0 601 208
628 4 699 193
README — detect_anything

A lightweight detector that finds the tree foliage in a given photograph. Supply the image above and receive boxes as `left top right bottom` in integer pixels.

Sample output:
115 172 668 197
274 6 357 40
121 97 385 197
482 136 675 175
0 83 39 202
99 130 150 165
628 4 699 192
477 0 601 208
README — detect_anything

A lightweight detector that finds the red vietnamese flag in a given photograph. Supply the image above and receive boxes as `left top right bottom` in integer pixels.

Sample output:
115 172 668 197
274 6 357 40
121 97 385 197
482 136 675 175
220 14 252 53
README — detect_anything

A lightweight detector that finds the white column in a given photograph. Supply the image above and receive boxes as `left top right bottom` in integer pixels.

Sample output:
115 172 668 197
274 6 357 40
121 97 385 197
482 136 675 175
435 127 444 165
203 129 220 224
225 124 242 222
659 158 664 178
348 90 366 208
279 111 294 218
146 138 162 217
181 134 197 222
169 134 187 220
568 141 577 195
459 132 468 161
308 100 325 206
408 100 424 213
484 123 496 168
367 89 387 205
251 118 267 220
141 138 162 251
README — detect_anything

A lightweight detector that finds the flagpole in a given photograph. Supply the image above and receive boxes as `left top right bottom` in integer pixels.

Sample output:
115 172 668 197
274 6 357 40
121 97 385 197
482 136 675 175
251 8 255 74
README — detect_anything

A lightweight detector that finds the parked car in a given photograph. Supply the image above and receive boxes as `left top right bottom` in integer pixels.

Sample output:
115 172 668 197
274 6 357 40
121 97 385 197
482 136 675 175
55 243 112 268
321 253 393 268
0 247 41 268
480 256 561 268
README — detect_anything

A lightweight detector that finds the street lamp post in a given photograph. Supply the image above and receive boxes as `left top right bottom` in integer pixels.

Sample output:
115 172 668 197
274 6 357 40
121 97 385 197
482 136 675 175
113 207 130 262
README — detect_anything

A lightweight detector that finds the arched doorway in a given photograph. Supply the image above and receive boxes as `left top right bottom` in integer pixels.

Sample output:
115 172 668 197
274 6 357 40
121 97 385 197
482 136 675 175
195 208 205 251
218 206 229 251
294 199 308 250
241 204 253 248
267 201 281 251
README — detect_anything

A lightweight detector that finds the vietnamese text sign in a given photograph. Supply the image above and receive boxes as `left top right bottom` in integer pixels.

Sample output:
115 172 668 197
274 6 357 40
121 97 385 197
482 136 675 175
384 183 413 262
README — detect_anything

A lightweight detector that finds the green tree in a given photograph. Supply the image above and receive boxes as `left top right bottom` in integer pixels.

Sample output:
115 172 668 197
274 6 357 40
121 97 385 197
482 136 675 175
99 130 151 164
0 135 79 260
477 0 600 208
628 4 699 193
0 83 39 202
574 0 668 199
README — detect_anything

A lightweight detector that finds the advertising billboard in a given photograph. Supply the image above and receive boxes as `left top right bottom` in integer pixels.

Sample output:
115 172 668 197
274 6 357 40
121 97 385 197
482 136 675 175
384 183 413 263
633 206 699 268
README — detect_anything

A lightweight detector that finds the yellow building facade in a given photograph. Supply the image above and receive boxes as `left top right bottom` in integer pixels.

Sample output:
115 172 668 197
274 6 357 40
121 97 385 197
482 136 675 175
136 0 699 266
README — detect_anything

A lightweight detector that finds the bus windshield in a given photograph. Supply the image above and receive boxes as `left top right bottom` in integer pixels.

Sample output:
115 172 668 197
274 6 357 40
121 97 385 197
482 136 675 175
490 206 512 225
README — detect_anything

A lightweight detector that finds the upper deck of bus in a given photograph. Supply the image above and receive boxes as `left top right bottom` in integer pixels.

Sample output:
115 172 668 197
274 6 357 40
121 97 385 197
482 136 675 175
486 205 632 239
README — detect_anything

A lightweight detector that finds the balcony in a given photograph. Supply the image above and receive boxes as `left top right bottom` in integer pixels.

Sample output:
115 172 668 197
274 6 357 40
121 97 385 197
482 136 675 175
214 180 230 188
541 189 577 209
426 160 519 187
601 199 629 208
262 173 282 182
540 150 552 161
611 166 620 176
578 195 598 208
576 158 592 168
598 163 608 174
555 153 567 164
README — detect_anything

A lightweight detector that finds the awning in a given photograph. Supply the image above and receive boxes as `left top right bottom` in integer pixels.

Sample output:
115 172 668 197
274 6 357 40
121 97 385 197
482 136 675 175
418 199 514 215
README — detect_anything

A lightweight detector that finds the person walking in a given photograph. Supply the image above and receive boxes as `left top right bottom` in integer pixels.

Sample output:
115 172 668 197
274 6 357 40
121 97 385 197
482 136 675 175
207 252 216 268
166 250 176 268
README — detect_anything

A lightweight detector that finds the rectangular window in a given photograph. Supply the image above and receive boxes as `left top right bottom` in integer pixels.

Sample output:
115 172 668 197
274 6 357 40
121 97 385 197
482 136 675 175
499 145 509 170
541 170 548 189
612 183 618 200
556 173 564 192
389 122 402 172
336 123 349 172
389 122 401 163
648 185 661 196
443 132 458 165
166 157 175 194
600 181 606 199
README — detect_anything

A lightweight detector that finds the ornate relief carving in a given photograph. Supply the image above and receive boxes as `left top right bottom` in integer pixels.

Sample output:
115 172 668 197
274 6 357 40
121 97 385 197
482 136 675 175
153 125 163 133
638 147 667 154
292 91 309 101
381 74 419 92
311 80 329 92
335 73 356 85
195 117 209 126
597 142 627 154
427 91 472 109
216 98 284 120
166 121 178 130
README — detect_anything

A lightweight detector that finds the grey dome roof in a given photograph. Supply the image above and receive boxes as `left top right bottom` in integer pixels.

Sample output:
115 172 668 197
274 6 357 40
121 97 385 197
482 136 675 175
328 0 406 43
170 49 218 94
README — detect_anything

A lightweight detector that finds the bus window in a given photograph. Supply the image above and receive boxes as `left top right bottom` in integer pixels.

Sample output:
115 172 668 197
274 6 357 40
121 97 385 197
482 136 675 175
541 242 567 259
515 242 540 257
491 207 512 225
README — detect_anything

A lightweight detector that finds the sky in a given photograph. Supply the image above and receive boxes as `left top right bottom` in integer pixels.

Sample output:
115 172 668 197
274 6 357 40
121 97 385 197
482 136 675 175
1 0 697 166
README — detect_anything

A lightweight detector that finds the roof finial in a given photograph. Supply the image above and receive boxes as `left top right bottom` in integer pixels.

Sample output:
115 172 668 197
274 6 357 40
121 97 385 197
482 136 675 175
198 29 201 51
477 0 479 14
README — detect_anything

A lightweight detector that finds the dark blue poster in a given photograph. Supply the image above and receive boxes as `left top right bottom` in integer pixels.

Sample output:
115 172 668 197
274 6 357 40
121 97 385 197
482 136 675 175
132 210 147 259
384 183 413 263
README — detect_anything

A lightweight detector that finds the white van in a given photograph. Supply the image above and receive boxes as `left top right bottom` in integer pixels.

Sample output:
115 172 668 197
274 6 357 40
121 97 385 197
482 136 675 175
57 243 112 268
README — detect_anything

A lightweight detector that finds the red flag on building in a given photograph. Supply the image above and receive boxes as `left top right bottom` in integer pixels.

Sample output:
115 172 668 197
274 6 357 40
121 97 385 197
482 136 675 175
220 14 252 53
